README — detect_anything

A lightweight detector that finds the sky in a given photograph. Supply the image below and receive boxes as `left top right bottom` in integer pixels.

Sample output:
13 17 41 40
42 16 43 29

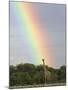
10 2 66 68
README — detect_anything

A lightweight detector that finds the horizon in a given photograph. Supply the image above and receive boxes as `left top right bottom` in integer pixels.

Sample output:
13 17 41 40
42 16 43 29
10 60 66 69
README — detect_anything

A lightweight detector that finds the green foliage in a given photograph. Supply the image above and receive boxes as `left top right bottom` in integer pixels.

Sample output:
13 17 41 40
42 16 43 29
23 63 35 73
9 63 66 86
10 65 17 74
56 65 66 83
16 64 24 72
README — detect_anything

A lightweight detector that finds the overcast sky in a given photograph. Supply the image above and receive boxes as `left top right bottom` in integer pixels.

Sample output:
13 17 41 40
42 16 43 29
10 2 66 68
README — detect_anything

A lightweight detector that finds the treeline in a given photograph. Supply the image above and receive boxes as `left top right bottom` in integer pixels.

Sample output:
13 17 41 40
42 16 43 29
9 63 66 86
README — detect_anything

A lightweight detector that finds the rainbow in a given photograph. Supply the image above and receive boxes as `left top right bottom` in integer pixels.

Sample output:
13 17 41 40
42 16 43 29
10 2 54 66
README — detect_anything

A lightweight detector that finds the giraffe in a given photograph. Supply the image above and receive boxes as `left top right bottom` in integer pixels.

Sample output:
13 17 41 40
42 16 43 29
42 59 51 83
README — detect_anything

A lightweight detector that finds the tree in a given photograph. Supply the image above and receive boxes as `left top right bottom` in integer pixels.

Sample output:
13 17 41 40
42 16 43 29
23 63 36 73
16 63 24 72
59 65 66 82
9 63 66 86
